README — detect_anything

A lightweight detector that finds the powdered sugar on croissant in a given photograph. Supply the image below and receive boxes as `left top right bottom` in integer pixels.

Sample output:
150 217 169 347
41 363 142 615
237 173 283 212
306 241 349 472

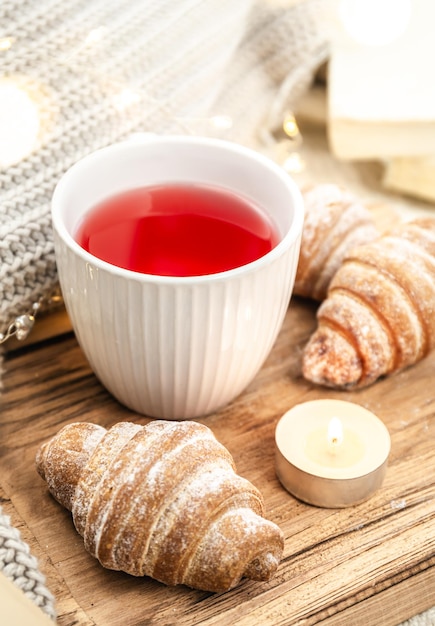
294 183 379 301
302 218 435 388
36 420 284 593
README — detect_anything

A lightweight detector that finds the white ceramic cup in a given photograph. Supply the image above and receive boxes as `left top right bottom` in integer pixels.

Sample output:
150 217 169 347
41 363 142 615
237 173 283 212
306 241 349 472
51 135 303 419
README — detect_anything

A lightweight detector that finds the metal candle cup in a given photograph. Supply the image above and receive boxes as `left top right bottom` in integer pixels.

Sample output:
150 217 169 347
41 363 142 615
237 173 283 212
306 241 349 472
275 399 391 508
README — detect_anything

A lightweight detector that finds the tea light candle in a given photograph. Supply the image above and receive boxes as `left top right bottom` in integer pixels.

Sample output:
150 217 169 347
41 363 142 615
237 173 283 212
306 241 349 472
275 399 391 508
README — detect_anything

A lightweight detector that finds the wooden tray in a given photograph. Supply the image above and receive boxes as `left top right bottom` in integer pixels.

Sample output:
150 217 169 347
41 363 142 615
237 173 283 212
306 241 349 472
2 292 435 626
2 119 435 625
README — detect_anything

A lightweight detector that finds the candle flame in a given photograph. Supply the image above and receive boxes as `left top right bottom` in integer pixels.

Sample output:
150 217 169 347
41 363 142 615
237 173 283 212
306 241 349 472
328 416 344 448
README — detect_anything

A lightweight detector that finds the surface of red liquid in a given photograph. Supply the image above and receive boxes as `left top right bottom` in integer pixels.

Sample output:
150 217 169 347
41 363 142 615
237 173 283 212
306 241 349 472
75 183 279 276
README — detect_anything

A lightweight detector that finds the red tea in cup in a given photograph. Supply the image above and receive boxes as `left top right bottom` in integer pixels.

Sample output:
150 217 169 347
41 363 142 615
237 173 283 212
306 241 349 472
74 182 280 276
53 136 303 418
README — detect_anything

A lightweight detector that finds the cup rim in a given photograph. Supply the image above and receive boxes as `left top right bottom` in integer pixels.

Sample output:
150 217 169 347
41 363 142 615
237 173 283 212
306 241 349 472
52 135 304 284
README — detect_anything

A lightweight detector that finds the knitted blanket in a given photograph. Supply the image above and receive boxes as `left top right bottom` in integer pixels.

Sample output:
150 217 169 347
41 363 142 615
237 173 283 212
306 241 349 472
0 506 56 620
0 0 327 337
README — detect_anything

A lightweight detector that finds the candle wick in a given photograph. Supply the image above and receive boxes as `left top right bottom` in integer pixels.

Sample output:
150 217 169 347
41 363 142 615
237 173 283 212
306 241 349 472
327 416 344 451
329 436 342 454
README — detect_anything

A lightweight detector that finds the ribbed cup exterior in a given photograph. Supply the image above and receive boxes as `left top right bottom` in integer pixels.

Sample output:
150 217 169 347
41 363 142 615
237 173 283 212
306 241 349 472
52 136 303 419
55 231 300 419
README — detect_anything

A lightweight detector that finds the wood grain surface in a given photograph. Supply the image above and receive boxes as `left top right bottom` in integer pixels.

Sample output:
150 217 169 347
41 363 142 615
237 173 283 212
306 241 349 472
2 117 435 626
2 292 435 626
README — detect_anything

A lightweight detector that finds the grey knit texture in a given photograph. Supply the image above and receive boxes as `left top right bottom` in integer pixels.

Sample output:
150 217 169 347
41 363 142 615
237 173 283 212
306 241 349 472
0 506 56 620
0 0 327 333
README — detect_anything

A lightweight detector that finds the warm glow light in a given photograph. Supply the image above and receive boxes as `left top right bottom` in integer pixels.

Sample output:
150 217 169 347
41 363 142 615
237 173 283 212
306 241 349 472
328 416 344 448
339 0 412 46
282 152 305 174
113 87 141 111
85 26 107 44
0 37 15 51
210 115 233 130
0 79 40 168
282 114 300 139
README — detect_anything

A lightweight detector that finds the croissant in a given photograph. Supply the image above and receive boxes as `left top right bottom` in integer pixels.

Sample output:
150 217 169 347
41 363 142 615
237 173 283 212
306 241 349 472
302 217 435 389
294 183 379 300
36 420 284 593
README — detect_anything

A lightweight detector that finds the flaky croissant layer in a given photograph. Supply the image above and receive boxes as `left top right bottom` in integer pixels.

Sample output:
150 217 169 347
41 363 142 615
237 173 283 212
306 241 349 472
36 420 284 592
294 183 379 301
302 218 435 389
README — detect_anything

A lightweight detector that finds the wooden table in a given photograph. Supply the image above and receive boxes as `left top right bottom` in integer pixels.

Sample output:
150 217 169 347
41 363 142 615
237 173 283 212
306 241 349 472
2 122 435 625
2 290 435 626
